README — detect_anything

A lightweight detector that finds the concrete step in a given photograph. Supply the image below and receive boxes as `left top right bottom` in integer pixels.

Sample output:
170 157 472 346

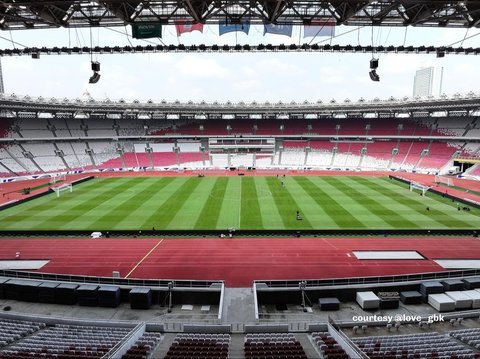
228 333 245 359
150 332 175 358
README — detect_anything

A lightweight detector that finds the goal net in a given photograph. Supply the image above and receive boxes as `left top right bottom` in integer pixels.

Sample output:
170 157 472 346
52 183 72 197
49 174 67 185
410 181 430 196
435 175 454 187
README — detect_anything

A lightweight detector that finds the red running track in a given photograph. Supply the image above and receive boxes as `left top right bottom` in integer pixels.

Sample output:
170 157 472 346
2 236 480 287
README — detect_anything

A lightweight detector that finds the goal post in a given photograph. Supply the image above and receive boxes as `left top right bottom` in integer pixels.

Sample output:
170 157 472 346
410 181 430 196
52 183 72 197
434 175 454 187
49 174 67 185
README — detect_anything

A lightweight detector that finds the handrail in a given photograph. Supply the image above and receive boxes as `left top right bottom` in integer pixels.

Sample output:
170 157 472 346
0 269 223 289
255 269 480 289
103 322 146 359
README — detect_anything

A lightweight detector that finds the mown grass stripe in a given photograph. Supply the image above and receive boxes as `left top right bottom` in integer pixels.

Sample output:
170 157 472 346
140 177 202 229
113 177 178 230
163 178 215 230
294 177 365 229
1 175 477 231
255 177 284 229
217 178 241 229
0 178 139 230
54 177 152 230
240 177 263 229
282 176 339 229
323 177 420 228
0 177 113 226
265 177 312 229
360 176 476 228
194 177 228 229
89 178 172 229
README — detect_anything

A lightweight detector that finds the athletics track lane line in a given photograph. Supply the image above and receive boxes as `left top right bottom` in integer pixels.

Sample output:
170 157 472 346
124 239 164 278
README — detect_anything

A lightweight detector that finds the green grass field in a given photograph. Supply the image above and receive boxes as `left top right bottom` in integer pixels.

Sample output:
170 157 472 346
0 176 478 231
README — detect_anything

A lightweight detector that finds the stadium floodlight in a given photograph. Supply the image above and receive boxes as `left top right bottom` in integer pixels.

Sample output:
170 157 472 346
91 61 100 71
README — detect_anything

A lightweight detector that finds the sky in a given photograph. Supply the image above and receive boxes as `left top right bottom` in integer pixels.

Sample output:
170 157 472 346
0 24 479 103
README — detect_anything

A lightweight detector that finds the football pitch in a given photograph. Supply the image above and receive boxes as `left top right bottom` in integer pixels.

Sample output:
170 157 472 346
0 176 478 231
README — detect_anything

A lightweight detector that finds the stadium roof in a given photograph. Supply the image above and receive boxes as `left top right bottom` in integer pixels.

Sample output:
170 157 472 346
1 1 480 30
1 91 479 115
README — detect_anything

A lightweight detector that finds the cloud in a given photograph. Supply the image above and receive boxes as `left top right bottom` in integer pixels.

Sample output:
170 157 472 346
232 79 261 92
173 56 229 79
254 57 304 76
1 26 479 102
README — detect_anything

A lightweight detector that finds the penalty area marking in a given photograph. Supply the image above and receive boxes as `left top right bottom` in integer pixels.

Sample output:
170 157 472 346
125 239 164 279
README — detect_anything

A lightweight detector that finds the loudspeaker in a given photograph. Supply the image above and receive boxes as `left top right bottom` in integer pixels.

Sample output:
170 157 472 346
370 58 379 69
89 72 101 84
91 61 100 72
369 70 380 82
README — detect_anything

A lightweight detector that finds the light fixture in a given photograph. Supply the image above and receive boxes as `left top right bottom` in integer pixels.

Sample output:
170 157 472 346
91 61 100 72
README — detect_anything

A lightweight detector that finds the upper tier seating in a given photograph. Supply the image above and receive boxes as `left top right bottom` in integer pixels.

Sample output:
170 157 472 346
435 117 472 136
0 116 477 175
0 119 12 140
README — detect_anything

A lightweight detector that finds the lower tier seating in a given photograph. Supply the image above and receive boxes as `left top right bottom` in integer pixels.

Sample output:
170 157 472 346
164 333 230 359
244 333 308 359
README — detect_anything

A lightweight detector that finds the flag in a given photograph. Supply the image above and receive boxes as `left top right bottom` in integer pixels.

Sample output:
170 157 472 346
131 23 162 39
304 20 336 38
218 20 250 35
175 20 204 36
263 23 293 37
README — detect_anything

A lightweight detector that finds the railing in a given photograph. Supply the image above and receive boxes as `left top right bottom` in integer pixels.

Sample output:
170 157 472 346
0 269 223 289
0 228 477 238
103 323 145 359
255 269 480 289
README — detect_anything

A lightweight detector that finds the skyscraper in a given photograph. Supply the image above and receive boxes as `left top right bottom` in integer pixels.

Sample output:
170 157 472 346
413 66 444 97
413 67 434 97
0 58 4 94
